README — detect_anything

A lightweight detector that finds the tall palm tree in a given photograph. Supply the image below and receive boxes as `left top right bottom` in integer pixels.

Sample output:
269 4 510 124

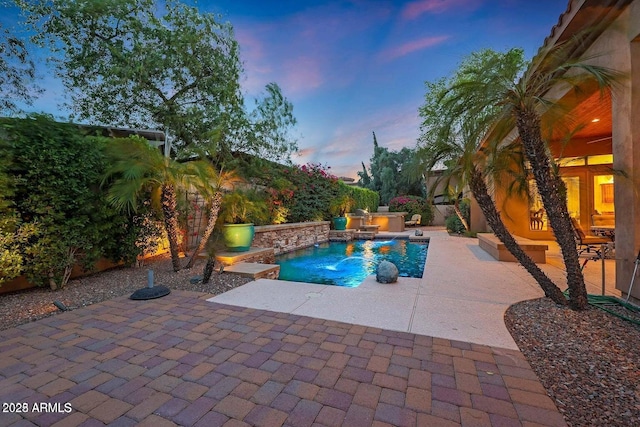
417 56 567 305
448 36 620 309
103 137 216 272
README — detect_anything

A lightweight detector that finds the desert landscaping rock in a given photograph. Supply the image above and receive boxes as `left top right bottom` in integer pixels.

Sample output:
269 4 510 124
376 260 399 283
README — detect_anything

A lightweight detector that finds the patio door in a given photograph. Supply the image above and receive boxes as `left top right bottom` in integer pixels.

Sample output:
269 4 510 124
562 176 581 221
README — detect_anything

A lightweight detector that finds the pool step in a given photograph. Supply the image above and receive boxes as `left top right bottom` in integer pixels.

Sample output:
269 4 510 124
223 262 280 280
197 247 275 266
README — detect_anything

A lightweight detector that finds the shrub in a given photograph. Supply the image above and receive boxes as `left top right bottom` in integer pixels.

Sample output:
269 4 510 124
0 115 161 288
346 184 379 212
217 189 270 226
279 163 340 223
388 195 433 225
444 199 471 234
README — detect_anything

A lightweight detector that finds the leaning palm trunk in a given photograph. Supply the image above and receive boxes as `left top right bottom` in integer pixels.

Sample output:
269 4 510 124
161 183 182 272
515 108 588 309
185 192 223 269
452 199 470 232
469 167 567 305
202 256 215 284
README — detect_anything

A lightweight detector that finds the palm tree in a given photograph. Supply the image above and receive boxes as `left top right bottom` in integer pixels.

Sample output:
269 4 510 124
450 37 620 309
417 56 568 305
183 166 241 269
103 137 216 272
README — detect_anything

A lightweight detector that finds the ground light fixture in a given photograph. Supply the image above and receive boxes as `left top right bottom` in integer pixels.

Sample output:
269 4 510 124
52 300 69 311
130 269 171 300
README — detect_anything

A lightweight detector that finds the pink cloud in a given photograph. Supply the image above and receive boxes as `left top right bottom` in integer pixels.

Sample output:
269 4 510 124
295 147 316 158
295 104 421 179
234 3 392 99
379 35 450 61
282 56 324 95
401 0 480 20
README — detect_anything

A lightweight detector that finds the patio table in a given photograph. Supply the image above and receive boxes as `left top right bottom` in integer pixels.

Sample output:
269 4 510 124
591 225 615 240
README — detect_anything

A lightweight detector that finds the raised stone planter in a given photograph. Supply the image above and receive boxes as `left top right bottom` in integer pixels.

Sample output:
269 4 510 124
253 221 330 255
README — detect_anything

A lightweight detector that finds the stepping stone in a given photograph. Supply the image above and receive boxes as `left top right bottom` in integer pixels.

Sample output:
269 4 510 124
223 262 280 280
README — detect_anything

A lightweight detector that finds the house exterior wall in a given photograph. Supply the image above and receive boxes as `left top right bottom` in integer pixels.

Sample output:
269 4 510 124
611 2 640 299
471 0 640 300
571 2 640 299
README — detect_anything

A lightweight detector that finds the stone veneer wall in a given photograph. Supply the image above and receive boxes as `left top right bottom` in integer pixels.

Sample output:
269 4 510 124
253 221 330 255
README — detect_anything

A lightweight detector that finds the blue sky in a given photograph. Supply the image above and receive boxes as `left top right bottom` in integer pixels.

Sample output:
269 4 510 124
7 0 568 179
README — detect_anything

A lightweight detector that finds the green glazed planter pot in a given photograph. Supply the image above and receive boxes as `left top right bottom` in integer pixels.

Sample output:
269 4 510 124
333 217 347 231
222 223 255 252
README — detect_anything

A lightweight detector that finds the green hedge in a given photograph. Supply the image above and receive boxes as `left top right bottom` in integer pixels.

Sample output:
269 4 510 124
346 184 379 212
0 115 162 288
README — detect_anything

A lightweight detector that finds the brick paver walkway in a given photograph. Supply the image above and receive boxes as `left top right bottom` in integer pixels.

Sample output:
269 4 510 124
0 291 566 426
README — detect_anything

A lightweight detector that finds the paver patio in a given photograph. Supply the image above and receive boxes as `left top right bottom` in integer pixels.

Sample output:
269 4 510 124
0 291 567 426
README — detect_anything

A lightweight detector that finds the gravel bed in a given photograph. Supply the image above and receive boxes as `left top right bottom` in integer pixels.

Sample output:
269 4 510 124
0 254 252 331
505 298 640 427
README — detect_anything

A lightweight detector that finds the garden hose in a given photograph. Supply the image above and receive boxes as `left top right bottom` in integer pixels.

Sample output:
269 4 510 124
562 290 640 326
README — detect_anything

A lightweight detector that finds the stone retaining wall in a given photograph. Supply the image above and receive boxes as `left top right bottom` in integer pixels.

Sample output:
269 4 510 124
253 221 330 255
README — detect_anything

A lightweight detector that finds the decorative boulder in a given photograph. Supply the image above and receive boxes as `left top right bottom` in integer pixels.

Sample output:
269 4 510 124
376 261 399 284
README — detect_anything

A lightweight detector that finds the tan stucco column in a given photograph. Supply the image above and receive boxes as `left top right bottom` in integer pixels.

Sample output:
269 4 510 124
614 32 640 299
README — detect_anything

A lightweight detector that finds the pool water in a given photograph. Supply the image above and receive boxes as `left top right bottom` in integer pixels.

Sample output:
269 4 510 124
275 239 428 287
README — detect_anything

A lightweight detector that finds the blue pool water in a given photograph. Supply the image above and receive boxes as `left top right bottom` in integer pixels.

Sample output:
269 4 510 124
275 239 428 287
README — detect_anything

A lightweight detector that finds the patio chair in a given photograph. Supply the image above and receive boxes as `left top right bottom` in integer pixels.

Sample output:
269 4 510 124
570 217 611 257
529 208 545 230
405 214 421 227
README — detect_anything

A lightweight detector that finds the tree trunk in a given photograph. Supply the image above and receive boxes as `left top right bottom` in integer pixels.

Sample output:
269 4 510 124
185 192 222 269
202 256 215 284
161 183 182 272
469 167 567 305
453 198 470 232
515 108 588 309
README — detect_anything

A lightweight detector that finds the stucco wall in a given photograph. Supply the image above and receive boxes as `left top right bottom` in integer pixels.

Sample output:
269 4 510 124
253 222 330 255
582 2 640 299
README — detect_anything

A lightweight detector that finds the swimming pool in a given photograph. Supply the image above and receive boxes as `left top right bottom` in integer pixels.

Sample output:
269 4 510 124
275 239 428 287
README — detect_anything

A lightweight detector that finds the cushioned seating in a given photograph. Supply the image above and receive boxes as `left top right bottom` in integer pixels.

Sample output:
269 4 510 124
592 213 615 227
405 214 421 227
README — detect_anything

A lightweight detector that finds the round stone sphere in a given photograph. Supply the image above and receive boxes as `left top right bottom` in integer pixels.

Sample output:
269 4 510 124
376 260 399 284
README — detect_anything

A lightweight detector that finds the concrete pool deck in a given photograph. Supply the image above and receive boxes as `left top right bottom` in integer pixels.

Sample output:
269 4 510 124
210 229 548 350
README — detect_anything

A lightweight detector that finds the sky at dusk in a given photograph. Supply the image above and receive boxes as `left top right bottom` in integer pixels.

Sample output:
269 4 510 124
6 0 569 179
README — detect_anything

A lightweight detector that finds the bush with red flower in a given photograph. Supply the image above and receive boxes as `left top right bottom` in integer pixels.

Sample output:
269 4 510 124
388 195 433 226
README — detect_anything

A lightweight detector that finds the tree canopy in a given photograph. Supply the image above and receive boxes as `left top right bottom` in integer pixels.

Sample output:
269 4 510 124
0 20 39 114
358 132 423 205
19 0 298 162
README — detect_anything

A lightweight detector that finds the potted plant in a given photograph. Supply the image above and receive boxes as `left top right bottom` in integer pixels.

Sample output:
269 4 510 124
218 190 265 252
330 194 355 230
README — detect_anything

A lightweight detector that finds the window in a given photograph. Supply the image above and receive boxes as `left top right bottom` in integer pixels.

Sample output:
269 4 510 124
593 175 615 213
588 154 613 165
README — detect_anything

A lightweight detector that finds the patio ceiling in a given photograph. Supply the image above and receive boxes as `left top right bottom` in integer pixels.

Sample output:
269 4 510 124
546 88 612 144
